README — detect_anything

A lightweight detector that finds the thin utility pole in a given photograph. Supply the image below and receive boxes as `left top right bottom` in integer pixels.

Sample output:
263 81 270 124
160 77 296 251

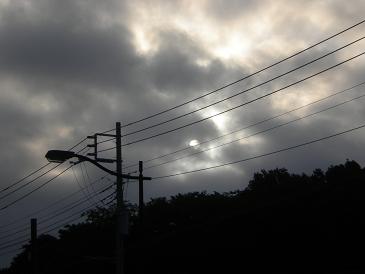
115 122 124 274
138 161 144 223
30 218 38 274
46 122 152 274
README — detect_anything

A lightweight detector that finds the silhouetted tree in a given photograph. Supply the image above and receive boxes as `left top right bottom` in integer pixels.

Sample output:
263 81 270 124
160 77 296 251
3 160 364 273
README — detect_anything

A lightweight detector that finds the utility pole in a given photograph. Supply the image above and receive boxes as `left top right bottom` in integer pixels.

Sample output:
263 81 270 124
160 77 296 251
30 218 38 274
46 122 153 274
115 122 124 274
138 161 144 223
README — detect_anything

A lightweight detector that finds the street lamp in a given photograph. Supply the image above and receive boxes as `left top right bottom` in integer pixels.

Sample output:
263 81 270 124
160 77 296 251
45 122 126 274
45 123 151 274
45 150 75 163
45 149 119 176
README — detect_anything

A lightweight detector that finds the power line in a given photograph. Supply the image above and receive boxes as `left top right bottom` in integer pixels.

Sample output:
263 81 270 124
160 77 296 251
120 50 365 147
123 81 365 171
2 126 364 255
1 18 365 261
145 92 365 170
39 195 114 235
97 137 116 145
38 187 113 228
69 137 88 151
0 187 114 250
121 36 365 138
0 163 50 195
0 163 63 202
118 19 365 129
0 141 93 205
0 176 109 230
0 132 113 256
0 164 74 211
77 153 97 205
0 209 85 252
100 191 116 205
153 123 365 180
71 165 94 207
0 194 116 253
0 138 88 199
0 246 23 259
82 162 101 205
0 136 89 196
0 191 101 242
5 19 363 207
38 181 113 224
0 178 112 239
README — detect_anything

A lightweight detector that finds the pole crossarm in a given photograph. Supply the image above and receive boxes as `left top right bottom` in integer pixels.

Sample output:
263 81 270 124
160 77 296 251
77 155 151 180
88 133 116 138
45 150 151 180
45 124 150 274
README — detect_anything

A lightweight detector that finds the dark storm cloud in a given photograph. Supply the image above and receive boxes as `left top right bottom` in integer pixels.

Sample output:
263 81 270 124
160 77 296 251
0 9 141 90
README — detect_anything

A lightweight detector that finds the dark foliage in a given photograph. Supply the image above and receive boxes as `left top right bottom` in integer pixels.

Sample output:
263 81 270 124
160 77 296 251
2 160 365 273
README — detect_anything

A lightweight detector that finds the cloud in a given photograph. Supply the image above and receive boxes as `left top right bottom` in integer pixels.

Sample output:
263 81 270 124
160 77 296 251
1 0 365 267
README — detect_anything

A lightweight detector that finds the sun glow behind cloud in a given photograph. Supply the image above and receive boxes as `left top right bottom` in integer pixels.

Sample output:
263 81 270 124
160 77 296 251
189 139 199 147
213 33 252 61
127 1 258 64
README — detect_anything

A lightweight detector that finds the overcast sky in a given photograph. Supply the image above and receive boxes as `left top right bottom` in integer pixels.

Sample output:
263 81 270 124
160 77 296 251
1 0 365 267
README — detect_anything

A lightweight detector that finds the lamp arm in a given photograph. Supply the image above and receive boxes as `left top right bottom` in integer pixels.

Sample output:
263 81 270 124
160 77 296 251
76 155 118 176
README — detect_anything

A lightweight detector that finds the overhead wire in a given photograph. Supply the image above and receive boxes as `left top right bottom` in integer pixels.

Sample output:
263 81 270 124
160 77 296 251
97 137 116 145
98 48 365 153
0 136 89 195
119 50 365 147
2 20 365 202
0 138 88 201
153 123 365 180
71 165 94 207
0 163 51 195
0 185 115 250
0 176 110 231
120 36 365 138
0 189 109 242
82 162 101 205
0 136 106 210
0 175 114 240
2 18 365 260
0 164 74 211
0 163 63 202
145 91 365 171
123 81 365 171
0 246 23 259
0 127 115 257
78 159 97 205
0 206 89 252
0 195 116 253
117 19 365 129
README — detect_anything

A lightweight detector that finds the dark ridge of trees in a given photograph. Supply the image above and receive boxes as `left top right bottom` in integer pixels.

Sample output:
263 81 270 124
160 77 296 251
1 159 364 273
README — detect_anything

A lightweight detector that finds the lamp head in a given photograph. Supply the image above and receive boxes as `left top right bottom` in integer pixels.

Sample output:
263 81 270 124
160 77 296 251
45 150 76 163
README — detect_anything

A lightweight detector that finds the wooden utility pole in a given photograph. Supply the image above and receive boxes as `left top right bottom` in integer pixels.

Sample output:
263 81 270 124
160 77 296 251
45 122 153 274
138 161 144 223
84 123 152 274
115 122 124 274
30 218 38 274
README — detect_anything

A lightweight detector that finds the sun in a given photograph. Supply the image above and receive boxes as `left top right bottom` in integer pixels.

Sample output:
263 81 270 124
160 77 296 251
213 33 252 61
189 139 199 147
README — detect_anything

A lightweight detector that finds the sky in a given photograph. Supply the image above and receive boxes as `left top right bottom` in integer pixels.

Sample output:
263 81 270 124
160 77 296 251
1 0 365 267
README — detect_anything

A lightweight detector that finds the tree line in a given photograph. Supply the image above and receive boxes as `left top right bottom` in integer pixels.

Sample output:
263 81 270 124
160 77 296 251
1 159 364 273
